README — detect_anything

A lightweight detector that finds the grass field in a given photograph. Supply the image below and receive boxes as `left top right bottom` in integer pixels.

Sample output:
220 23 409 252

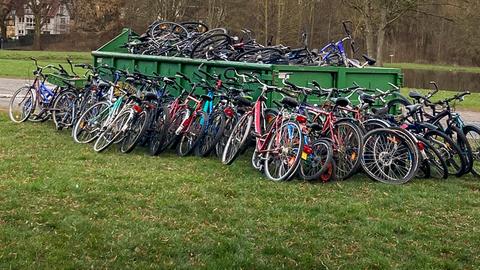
0 113 480 269
0 50 92 78
400 88 480 112
385 63 480 73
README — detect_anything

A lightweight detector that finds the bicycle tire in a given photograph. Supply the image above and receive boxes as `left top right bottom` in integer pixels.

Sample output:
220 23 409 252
264 121 304 181
361 128 419 184
73 101 111 144
148 105 170 156
234 47 285 64
52 89 78 130
162 107 190 151
8 86 35 123
190 33 232 59
120 110 149 153
215 113 238 158
93 110 130 153
176 111 209 156
298 138 334 181
463 124 480 177
328 120 364 180
447 125 473 174
195 110 226 157
416 135 449 179
222 113 253 165
424 129 467 177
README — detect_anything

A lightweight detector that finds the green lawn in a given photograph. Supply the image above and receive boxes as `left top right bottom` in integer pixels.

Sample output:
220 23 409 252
385 63 480 74
0 113 480 269
0 50 92 78
400 88 480 112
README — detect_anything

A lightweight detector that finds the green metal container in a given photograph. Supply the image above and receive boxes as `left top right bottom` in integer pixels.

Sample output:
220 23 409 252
92 28 403 105
46 73 88 89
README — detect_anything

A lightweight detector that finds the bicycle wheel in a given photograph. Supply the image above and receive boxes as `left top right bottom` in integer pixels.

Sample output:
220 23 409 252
120 110 149 153
234 47 285 64
464 125 480 176
222 113 253 165
93 110 130 153
416 136 448 179
150 21 189 40
9 86 35 123
176 111 208 156
52 90 78 130
148 105 170 156
299 138 334 181
423 130 466 177
162 107 190 151
328 120 364 180
264 121 304 181
215 114 238 158
361 119 390 133
195 111 226 157
447 125 473 174
361 128 419 184
190 33 233 60
73 101 110 144
386 98 411 123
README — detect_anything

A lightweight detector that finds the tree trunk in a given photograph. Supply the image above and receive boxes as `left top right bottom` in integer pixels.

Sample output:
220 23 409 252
365 21 375 58
264 0 268 45
0 19 6 40
375 8 388 66
33 15 42 50
275 0 283 45
308 1 315 48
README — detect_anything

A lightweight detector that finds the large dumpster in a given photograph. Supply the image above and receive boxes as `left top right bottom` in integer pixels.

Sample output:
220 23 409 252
92 28 403 104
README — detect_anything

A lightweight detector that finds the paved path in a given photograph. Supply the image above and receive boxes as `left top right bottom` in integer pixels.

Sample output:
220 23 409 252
0 78 479 124
0 78 30 109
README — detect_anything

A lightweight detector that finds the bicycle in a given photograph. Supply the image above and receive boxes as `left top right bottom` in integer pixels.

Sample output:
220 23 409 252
222 73 304 181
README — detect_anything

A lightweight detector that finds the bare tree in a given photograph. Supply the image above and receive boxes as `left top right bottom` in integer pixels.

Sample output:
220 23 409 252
0 0 13 39
21 0 55 50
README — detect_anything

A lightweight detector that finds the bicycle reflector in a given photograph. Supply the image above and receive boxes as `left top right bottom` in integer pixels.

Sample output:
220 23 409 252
296 115 308 123
132 105 143 113
303 145 313 155
416 141 425 151
224 107 234 118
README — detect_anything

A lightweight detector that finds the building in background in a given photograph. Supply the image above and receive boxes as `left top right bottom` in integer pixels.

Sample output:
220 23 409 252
8 0 70 39
5 11 15 38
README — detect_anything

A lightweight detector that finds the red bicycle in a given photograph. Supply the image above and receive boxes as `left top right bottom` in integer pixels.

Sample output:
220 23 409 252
221 72 304 181
160 72 209 156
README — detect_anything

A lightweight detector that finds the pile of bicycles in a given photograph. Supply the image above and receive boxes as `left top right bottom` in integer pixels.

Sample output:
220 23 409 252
8 59 480 184
123 20 376 68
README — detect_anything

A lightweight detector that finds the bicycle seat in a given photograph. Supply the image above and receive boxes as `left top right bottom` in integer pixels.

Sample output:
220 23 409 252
200 94 213 102
360 93 375 104
280 97 299 108
334 97 350 107
235 96 254 107
406 104 422 113
362 54 376 65
409 91 424 100
125 77 136 84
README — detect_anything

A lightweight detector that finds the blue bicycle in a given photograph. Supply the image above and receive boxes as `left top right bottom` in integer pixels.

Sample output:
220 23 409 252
9 58 71 123
318 21 376 68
